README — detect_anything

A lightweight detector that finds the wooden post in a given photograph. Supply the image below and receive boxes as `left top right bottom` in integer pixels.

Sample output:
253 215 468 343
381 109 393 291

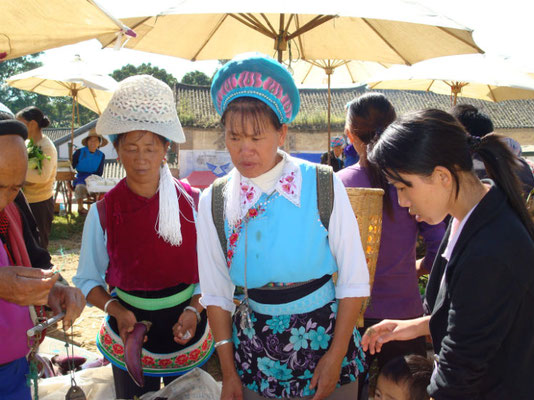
327 71 332 165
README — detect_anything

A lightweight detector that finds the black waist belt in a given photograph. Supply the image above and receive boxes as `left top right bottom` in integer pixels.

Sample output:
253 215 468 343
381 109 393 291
248 274 331 305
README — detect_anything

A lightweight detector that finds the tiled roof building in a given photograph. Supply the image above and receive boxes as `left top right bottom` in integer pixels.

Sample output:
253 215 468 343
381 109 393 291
175 83 534 130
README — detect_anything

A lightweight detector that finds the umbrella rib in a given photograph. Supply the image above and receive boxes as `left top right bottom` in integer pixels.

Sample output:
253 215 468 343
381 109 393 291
294 15 306 59
243 13 271 34
287 15 336 40
332 60 349 69
230 14 275 38
345 63 356 83
302 63 314 84
306 59 327 69
362 18 410 65
28 78 49 92
88 87 102 114
259 13 277 36
488 85 497 102
284 14 295 32
426 80 435 91
437 27 485 53
192 14 229 61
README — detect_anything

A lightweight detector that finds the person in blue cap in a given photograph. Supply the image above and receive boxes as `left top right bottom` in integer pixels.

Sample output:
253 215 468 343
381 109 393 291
198 53 370 399
321 136 346 172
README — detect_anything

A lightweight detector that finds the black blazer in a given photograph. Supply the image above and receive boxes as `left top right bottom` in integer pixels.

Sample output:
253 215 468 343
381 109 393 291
424 181 534 400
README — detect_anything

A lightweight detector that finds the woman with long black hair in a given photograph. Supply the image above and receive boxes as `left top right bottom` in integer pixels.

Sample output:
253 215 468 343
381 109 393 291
362 108 534 399
338 94 445 398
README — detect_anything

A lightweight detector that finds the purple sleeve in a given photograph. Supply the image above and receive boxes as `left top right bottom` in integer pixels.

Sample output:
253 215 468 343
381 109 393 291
419 220 447 273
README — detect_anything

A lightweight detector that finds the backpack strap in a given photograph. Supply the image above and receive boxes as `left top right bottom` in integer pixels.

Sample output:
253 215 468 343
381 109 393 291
96 198 106 233
315 164 334 231
211 176 230 254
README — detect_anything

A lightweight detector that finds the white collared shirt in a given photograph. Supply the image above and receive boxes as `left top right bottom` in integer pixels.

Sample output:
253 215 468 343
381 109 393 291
197 152 370 313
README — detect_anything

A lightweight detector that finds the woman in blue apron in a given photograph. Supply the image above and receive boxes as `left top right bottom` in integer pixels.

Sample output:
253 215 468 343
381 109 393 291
198 54 370 399
72 128 107 215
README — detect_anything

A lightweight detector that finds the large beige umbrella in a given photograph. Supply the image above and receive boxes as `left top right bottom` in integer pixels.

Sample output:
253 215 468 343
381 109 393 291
290 59 391 161
7 56 117 159
367 54 534 105
0 0 135 61
291 59 389 88
97 1 483 63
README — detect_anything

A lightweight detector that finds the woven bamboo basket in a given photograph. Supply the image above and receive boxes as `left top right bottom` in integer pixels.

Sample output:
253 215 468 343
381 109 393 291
346 187 384 327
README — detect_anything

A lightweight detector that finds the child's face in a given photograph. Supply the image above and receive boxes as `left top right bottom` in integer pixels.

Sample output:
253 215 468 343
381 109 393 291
374 375 410 400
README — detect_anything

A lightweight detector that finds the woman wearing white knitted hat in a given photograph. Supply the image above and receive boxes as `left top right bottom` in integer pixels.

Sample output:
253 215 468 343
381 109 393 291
73 75 214 399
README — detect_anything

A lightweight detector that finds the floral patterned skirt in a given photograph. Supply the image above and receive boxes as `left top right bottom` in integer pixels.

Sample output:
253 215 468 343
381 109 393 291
97 289 214 377
233 300 365 398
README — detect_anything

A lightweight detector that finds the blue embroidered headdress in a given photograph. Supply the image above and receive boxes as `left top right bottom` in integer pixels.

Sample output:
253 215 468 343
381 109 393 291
210 53 300 124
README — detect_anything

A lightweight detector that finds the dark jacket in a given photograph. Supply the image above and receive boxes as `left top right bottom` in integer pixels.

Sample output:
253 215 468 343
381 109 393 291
473 154 534 197
424 181 534 400
320 151 344 172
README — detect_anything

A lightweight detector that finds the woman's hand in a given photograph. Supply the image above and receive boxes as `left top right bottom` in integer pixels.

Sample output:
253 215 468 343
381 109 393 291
221 372 243 400
47 284 86 330
172 309 198 345
110 303 138 345
310 350 343 400
361 317 430 355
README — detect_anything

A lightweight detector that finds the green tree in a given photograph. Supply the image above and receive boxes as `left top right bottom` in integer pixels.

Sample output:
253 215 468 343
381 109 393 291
181 70 211 86
0 54 42 113
0 54 97 127
111 63 178 87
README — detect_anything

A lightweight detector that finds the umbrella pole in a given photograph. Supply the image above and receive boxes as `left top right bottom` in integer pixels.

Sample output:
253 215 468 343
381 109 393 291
327 72 332 165
70 94 76 162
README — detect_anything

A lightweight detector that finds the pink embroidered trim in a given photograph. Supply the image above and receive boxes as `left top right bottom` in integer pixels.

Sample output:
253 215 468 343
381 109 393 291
278 171 297 196
216 71 292 119
98 324 214 373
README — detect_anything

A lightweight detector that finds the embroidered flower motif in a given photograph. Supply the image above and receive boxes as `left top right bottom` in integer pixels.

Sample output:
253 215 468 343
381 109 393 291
257 357 275 376
298 369 314 380
302 381 316 396
142 356 155 366
176 354 189 366
158 358 172 367
229 233 239 245
189 349 201 361
112 343 124 355
289 327 309 351
269 361 293 381
103 334 113 345
274 165 301 207
201 340 209 351
266 315 290 334
308 326 331 350
226 204 266 268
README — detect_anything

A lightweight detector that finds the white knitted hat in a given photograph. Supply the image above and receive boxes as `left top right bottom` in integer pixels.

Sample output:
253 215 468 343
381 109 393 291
96 75 185 143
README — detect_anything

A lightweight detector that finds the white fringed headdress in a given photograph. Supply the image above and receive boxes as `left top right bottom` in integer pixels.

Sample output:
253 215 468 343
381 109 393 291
156 161 194 246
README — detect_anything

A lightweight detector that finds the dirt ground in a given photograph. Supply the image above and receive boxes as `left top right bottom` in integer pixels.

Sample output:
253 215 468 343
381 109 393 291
46 213 222 380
